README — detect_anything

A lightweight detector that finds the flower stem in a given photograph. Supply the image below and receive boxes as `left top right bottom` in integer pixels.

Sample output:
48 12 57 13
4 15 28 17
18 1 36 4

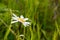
4 25 12 40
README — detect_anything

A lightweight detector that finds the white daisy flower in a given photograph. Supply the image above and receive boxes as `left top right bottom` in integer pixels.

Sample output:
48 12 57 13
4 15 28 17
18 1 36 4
11 13 30 27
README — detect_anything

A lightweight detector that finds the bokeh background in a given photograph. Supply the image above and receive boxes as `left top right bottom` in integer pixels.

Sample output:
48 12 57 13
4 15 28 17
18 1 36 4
0 0 60 40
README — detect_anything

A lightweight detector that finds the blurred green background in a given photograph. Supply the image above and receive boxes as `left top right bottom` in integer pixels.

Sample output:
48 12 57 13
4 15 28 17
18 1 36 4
0 0 60 40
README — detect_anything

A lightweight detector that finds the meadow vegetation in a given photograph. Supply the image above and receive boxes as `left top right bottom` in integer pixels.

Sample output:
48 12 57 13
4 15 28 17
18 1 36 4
0 0 60 40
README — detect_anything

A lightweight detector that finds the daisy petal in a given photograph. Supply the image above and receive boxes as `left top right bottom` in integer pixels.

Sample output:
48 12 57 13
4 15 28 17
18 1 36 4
24 18 28 20
12 17 18 20
11 21 18 24
12 13 18 18
23 22 30 27
20 15 24 18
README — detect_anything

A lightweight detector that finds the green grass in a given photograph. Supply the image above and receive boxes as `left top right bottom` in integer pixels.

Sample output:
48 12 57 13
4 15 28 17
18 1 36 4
0 0 60 40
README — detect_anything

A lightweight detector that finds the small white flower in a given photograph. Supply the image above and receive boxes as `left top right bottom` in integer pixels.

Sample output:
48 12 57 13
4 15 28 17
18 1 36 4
20 34 24 39
20 34 24 37
11 13 30 27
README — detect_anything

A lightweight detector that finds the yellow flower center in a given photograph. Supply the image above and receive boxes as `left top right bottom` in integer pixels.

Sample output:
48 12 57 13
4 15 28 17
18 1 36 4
18 18 25 22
